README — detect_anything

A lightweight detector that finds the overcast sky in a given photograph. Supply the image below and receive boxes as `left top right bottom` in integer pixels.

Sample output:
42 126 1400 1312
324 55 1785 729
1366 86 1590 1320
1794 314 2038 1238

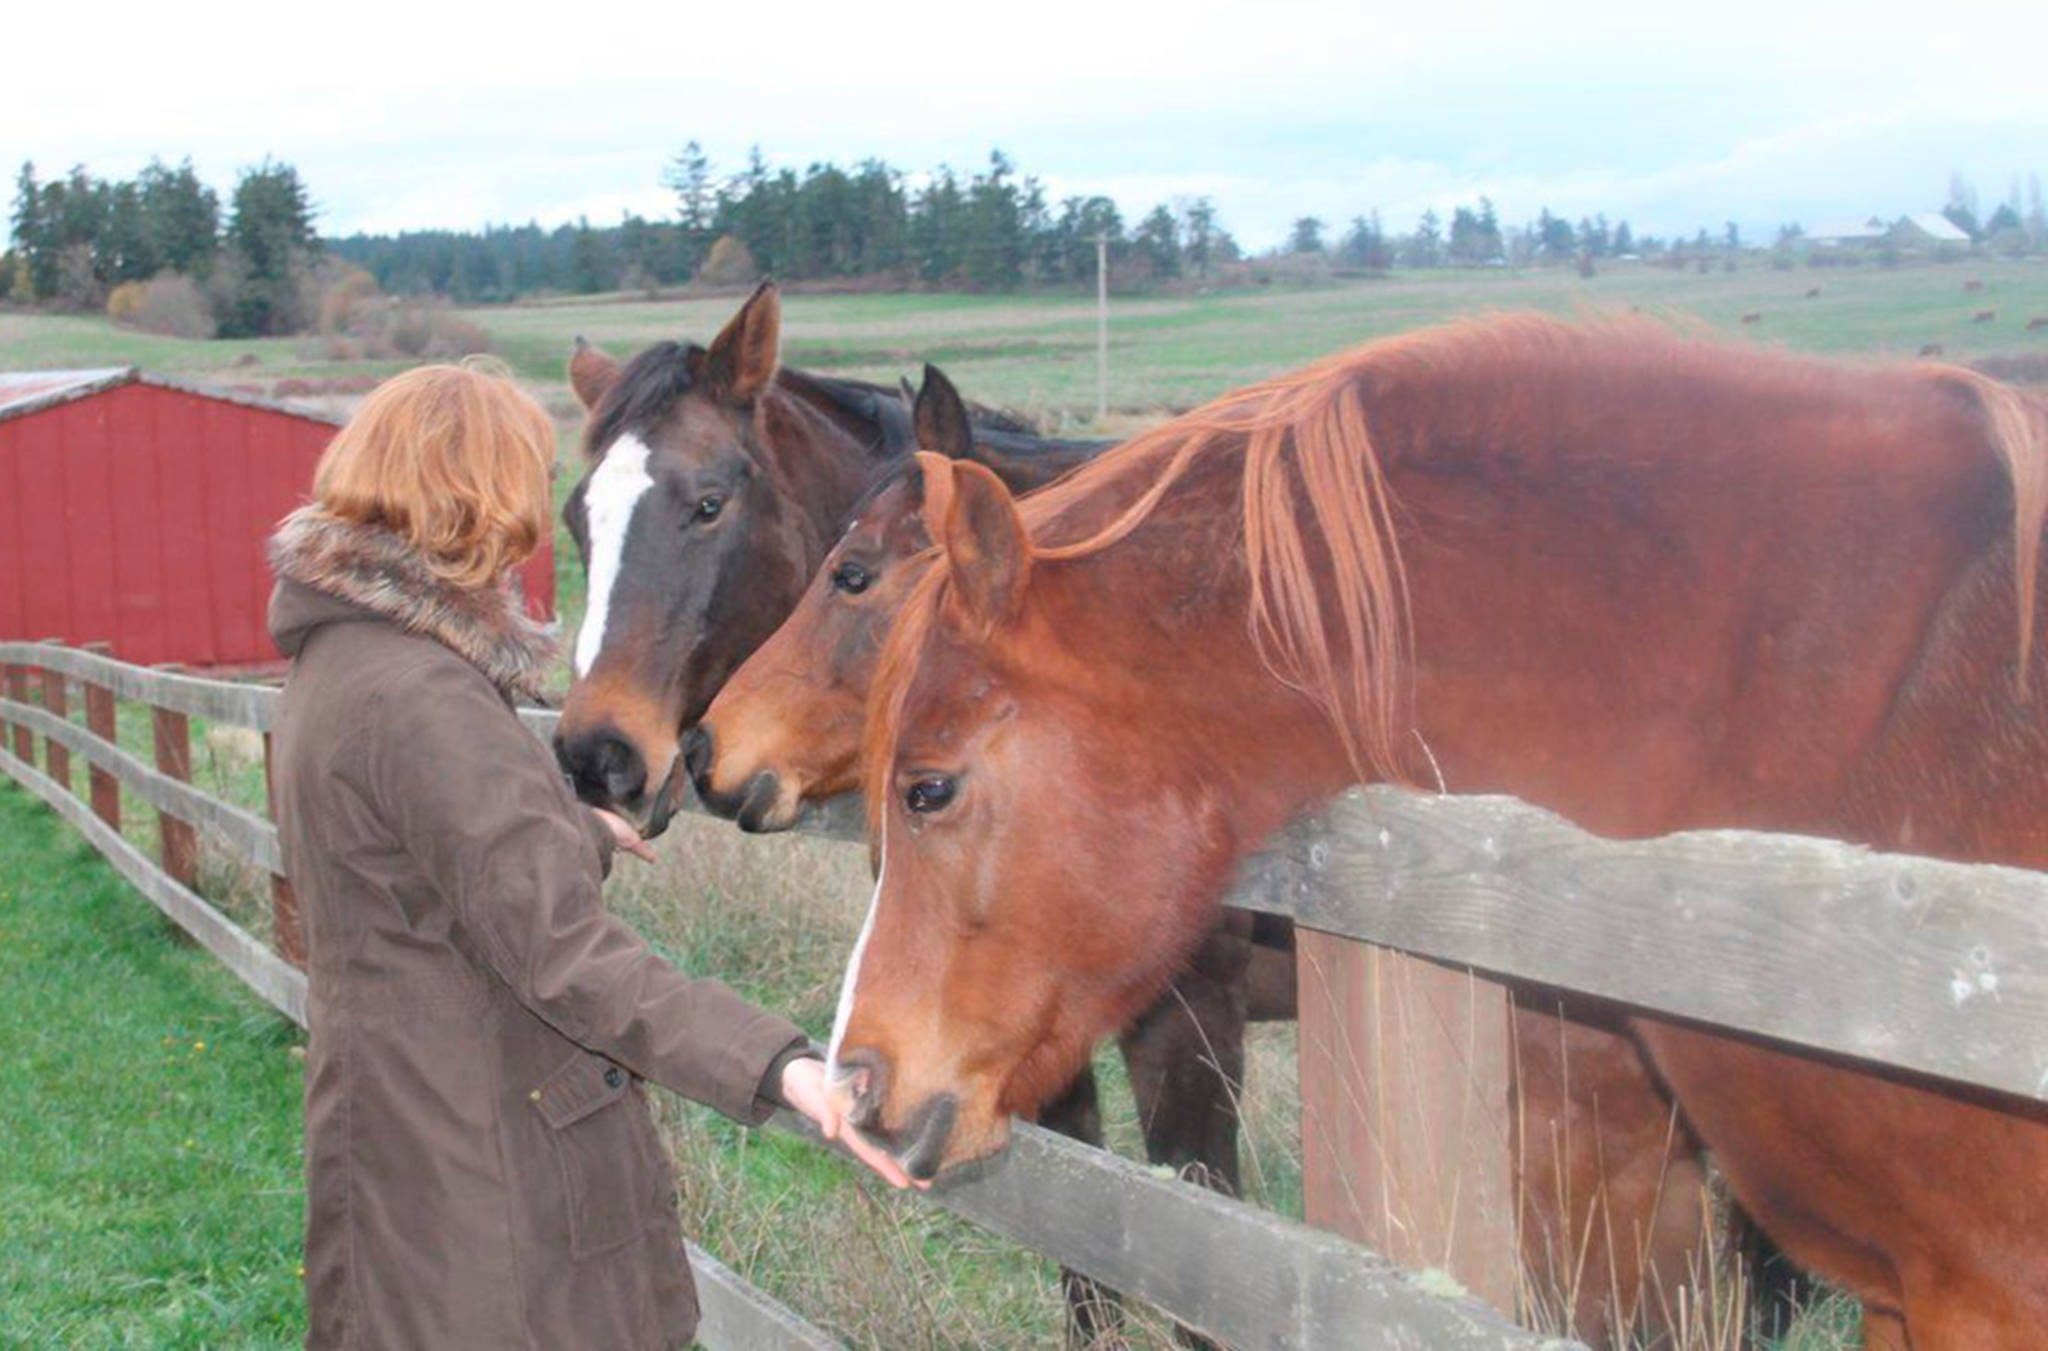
8 0 2043 251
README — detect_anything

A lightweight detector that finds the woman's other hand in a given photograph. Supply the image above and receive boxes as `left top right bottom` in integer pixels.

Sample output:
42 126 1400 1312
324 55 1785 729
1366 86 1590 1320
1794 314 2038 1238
593 809 658 864
778 1056 926 1191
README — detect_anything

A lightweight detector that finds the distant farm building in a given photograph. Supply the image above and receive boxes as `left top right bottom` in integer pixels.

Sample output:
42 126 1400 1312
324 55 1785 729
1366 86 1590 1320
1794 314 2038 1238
1808 217 1890 248
1807 213 1973 254
1891 213 1972 247
0 368 556 669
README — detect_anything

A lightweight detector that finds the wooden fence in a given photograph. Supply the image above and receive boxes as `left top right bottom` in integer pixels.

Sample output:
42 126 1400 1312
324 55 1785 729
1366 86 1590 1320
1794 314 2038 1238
5 639 2045 1349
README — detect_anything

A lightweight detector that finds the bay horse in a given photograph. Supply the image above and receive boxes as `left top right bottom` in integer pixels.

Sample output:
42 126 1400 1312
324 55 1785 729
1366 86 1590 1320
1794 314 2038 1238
553 282 1081 835
834 316 2048 1348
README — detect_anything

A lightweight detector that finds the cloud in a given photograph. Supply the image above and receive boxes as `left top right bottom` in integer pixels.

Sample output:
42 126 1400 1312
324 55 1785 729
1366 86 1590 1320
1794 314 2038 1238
5 0 2042 250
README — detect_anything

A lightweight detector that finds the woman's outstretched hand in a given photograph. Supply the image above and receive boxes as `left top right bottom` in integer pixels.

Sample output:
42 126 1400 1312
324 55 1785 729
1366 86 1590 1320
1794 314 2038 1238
593 809 658 863
779 1056 928 1191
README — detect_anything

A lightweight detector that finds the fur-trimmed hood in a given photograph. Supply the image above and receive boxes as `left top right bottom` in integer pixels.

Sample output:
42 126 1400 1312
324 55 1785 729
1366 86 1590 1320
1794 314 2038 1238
267 507 556 702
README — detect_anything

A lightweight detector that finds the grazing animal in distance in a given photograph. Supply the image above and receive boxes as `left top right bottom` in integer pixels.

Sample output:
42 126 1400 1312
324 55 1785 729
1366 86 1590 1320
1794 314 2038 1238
834 316 2048 1348
1964 277 1985 292
1805 286 1822 299
1975 309 1998 324
2027 316 2046 333
1741 311 1763 324
1919 343 1946 358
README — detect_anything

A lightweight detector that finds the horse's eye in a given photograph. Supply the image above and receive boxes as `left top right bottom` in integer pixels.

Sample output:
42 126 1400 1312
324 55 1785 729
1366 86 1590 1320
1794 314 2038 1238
904 776 957 814
832 561 872 595
694 495 725 523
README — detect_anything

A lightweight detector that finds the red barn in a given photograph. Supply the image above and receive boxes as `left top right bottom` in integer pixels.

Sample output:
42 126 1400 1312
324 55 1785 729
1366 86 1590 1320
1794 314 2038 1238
0 368 555 670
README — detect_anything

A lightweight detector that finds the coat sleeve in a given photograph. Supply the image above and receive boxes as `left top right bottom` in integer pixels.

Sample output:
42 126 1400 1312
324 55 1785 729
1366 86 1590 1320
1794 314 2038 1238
360 656 808 1125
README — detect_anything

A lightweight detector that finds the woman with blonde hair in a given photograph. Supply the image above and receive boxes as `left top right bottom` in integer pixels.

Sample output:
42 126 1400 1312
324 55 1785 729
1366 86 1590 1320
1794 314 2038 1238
267 360 909 1349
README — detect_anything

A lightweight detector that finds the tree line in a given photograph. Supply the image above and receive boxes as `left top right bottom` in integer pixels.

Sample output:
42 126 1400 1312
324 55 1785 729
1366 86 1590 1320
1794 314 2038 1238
8 159 320 337
11 150 2047 326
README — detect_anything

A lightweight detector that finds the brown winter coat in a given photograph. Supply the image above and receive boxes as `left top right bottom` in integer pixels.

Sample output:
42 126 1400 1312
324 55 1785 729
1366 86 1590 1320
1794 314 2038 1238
267 509 809 1350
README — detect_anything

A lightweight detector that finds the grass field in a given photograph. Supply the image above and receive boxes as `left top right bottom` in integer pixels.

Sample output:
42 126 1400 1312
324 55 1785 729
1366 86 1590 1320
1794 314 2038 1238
0 783 305 1348
5 259 2023 1345
4 258 2045 431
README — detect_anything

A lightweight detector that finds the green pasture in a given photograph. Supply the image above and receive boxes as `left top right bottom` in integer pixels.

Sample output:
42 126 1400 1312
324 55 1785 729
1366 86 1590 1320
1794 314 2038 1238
4 259 2044 433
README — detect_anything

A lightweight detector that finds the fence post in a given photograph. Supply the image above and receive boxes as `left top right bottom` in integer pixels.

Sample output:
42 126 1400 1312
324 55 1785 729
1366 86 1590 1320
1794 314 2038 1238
81 642 121 830
1296 932 1518 1316
262 732 305 967
40 640 70 792
150 666 200 892
4 661 29 761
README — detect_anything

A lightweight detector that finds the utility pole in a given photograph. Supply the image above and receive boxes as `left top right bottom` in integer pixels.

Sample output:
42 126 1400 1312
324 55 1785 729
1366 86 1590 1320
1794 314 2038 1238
1095 232 1109 423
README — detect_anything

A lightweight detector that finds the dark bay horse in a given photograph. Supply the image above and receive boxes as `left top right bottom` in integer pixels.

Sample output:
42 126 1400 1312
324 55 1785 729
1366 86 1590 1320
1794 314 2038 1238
834 317 2048 1348
553 283 1087 834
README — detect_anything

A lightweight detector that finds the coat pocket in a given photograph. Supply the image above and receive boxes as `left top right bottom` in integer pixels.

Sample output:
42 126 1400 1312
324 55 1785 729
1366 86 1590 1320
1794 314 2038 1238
531 1053 656 1259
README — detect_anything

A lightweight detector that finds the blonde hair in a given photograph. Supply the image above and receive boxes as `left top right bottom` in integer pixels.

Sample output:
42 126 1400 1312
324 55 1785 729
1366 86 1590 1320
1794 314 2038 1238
313 358 554 589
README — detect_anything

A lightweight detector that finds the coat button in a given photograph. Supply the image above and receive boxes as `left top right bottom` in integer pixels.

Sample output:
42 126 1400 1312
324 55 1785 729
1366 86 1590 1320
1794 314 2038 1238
603 1066 623 1089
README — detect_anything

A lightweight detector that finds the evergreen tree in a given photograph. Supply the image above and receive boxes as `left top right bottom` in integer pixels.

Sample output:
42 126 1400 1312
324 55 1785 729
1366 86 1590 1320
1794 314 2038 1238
1133 204 1180 279
1183 197 1219 279
1288 216 1326 253
138 158 219 278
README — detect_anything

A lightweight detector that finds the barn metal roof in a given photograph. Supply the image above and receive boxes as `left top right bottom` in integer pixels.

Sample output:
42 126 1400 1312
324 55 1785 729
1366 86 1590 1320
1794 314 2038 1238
0 366 343 427
0 367 132 420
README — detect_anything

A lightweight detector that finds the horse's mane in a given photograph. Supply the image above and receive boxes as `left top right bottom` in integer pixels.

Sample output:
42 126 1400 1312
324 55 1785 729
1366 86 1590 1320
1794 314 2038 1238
585 344 1040 461
864 315 2048 830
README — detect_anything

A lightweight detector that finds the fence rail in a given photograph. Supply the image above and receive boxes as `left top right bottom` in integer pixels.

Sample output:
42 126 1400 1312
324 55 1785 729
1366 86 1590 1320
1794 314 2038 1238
9 640 2045 1348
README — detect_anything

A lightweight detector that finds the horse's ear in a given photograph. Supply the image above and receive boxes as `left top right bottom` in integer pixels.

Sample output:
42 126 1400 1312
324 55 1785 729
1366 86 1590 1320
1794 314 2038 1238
913 364 974 460
568 336 620 412
704 281 781 404
930 458 1030 630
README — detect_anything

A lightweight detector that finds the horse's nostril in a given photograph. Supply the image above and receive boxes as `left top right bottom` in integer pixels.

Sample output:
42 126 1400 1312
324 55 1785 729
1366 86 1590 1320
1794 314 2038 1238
557 728 644 808
681 726 712 786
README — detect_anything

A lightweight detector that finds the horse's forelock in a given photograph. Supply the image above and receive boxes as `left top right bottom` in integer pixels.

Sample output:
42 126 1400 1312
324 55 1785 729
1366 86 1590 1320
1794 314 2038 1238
583 340 700 461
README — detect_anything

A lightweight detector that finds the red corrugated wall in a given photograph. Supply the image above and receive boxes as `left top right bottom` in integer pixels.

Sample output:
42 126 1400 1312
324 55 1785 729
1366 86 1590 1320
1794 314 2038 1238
0 382 556 668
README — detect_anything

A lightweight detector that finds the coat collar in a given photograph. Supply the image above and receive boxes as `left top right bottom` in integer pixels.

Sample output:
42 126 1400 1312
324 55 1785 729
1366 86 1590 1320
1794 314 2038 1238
269 507 556 703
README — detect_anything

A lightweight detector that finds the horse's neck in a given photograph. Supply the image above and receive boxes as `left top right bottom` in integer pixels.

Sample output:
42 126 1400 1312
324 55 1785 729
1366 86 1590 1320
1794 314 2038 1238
1068 377 2019 849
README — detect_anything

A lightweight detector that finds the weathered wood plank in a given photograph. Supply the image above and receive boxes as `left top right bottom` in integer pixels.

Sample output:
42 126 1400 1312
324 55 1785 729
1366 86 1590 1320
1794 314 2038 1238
3 662 31 760
150 693 200 891
39 660 70 788
0 642 278 730
770 1108 1576 1351
262 731 306 966
1231 787 2048 1104
1 748 308 1028
0 699 284 874
82 643 121 829
1299 936 1517 1315
687 1242 846 1351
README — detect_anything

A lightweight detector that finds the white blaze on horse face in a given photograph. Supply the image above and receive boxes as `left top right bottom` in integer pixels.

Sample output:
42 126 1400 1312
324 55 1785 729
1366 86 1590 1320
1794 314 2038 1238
828 821 884 1079
574 434 655 678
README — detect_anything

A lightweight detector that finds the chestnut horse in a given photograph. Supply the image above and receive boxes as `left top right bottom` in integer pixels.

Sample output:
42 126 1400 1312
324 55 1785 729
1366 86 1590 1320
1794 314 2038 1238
553 283 1073 832
835 317 2048 1348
